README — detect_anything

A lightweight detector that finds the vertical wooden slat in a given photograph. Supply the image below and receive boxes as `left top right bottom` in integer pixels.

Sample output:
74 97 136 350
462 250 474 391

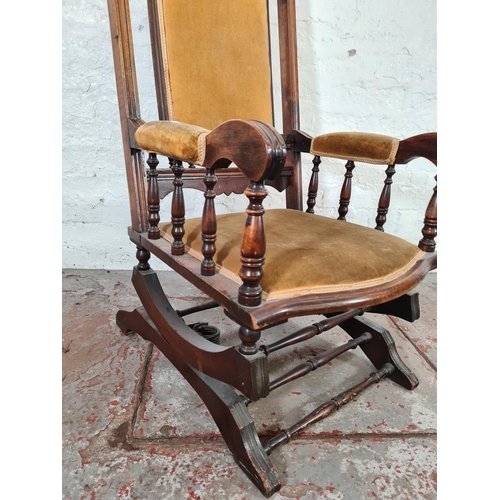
278 0 303 210
147 0 169 120
107 0 148 232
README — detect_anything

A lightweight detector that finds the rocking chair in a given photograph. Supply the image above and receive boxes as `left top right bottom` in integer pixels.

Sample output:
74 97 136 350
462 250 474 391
107 0 437 496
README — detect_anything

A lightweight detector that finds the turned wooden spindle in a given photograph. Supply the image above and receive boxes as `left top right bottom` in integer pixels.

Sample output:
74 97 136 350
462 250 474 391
238 181 267 307
238 326 262 355
375 164 396 231
306 155 321 214
260 308 365 355
146 153 160 239
170 159 185 255
201 168 217 276
419 174 437 252
338 160 355 220
269 332 372 392
136 246 151 271
264 363 395 454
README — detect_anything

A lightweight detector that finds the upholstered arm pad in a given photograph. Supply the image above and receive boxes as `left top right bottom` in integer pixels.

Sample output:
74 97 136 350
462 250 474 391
135 120 210 165
310 132 400 165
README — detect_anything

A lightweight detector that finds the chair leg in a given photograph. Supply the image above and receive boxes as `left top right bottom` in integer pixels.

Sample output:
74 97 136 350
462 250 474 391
116 307 281 498
338 315 419 390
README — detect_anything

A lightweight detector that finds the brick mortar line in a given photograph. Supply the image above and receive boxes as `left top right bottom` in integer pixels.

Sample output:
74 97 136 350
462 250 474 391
388 315 437 372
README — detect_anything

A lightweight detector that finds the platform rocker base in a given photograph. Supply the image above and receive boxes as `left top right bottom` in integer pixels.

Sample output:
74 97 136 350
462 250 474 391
116 267 419 498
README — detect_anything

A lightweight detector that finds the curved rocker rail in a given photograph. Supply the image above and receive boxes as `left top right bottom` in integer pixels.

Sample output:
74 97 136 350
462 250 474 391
129 266 269 401
116 307 281 497
116 305 412 498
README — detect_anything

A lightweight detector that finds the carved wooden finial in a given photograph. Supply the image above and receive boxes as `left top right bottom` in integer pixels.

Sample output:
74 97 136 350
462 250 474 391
135 246 151 271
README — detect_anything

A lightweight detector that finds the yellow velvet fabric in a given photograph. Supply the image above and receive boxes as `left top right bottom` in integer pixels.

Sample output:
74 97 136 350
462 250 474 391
135 121 210 164
159 0 274 131
310 132 400 165
159 209 424 301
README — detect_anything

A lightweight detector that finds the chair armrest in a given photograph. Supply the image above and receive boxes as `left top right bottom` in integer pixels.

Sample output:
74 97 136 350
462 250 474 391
201 119 286 308
204 119 286 182
135 120 211 165
395 133 437 166
310 131 400 165
310 131 437 167
305 131 437 250
135 118 287 182
139 118 286 307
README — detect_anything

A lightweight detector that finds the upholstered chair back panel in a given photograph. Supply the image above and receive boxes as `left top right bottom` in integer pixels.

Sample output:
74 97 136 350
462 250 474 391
159 0 274 131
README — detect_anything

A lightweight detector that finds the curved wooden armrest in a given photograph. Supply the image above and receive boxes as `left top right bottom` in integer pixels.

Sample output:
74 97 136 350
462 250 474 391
135 118 287 180
203 119 286 182
395 132 437 166
201 119 286 309
160 119 284 308
309 131 437 167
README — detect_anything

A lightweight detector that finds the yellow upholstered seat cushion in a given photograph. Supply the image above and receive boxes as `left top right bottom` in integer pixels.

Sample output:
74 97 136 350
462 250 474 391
159 209 424 301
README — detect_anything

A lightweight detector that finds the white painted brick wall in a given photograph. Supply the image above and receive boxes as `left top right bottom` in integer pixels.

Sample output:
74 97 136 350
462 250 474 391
62 0 437 269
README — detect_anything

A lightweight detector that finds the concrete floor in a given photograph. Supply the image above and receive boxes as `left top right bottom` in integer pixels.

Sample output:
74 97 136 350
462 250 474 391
62 269 437 499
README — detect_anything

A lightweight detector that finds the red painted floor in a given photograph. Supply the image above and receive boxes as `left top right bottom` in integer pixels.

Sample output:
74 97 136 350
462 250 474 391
63 269 437 499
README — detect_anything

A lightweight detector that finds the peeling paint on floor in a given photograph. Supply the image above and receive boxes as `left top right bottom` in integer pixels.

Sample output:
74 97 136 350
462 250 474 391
63 270 437 499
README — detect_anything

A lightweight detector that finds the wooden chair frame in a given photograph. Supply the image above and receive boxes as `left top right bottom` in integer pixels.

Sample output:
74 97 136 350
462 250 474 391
107 0 437 496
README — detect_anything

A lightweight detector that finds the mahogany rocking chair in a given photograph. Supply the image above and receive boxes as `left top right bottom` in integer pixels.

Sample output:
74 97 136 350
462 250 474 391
107 0 436 496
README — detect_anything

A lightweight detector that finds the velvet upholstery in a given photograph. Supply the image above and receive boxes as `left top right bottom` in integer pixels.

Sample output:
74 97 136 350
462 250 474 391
310 132 400 165
159 209 424 301
135 120 210 165
158 0 274 131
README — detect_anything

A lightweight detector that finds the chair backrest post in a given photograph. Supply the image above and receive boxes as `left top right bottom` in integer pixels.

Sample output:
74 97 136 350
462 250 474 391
277 0 303 210
147 0 170 121
107 0 148 233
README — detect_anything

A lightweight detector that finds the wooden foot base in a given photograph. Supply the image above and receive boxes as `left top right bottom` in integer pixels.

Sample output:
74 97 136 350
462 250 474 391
116 307 281 498
130 266 269 401
338 315 419 390
115 269 420 497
